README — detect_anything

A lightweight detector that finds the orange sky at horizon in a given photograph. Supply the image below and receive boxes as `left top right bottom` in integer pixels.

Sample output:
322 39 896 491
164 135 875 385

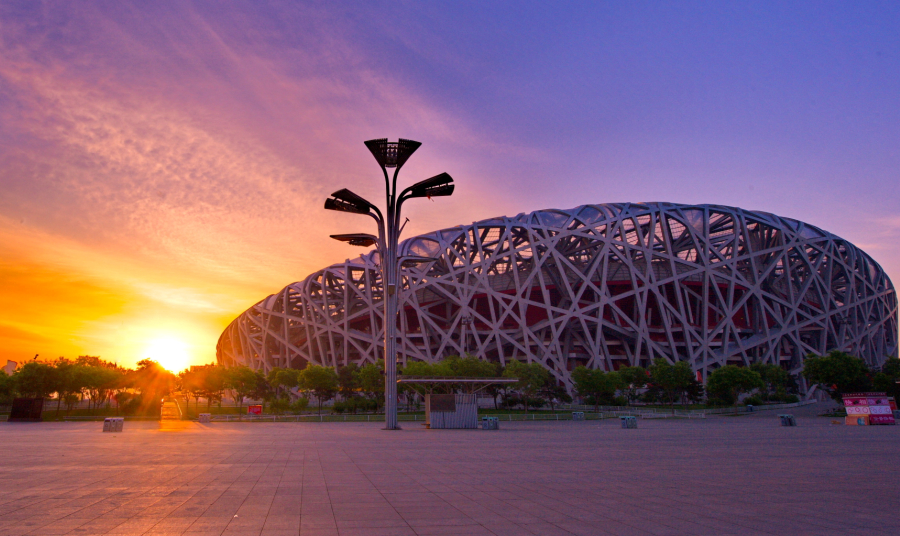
0 215 259 371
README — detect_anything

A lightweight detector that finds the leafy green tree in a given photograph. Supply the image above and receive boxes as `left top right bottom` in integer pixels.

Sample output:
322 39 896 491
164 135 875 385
248 370 273 411
81 365 123 411
50 358 82 416
706 365 764 406
299 365 339 414
445 354 498 377
873 357 900 401
0 371 13 405
337 363 360 399
129 359 177 414
750 363 794 401
200 366 227 409
618 366 648 405
357 361 385 409
445 354 502 394
267 367 300 401
226 365 259 411
179 368 205 409
539 377 572 410
649 359 695 405
571 366 622 411
12 361 57 399
802 350 872 403
882 357 900 378
503 360 550 412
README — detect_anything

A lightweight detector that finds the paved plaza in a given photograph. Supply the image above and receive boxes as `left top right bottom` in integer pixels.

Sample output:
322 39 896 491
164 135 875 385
1 408 898 536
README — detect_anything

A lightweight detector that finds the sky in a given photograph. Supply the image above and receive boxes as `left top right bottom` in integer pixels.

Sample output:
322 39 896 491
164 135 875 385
1 1 898 372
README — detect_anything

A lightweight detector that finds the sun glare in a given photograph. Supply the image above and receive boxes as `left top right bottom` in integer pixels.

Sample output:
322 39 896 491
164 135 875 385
144 336 191 372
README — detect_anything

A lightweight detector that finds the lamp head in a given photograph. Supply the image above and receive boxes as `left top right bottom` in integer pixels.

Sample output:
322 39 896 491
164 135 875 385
406 172 454 199
324 188 374 215
364 138 421 170
330 233 379 248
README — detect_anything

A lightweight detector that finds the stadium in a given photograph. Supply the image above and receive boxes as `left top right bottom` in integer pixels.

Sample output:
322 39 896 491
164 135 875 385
217 202 898 393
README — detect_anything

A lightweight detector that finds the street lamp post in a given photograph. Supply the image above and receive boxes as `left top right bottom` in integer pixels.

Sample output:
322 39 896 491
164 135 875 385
325 138 454 430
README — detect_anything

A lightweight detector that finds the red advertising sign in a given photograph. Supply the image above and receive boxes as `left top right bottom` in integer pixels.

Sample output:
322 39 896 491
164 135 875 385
842 393 894 425
248 405 263 415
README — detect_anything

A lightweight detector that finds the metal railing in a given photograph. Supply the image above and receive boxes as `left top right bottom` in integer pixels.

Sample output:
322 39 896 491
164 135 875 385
208 412 618 423
561 400 816 417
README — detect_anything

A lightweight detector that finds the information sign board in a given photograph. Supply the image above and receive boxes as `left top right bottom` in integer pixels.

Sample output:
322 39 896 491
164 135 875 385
248 405 262 415
843 392 894 425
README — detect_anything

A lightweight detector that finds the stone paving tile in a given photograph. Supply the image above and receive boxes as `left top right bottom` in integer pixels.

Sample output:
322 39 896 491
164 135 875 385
2 408 900 535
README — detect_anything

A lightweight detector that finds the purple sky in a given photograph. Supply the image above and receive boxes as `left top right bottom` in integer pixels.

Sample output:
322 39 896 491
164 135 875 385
1 1 898 367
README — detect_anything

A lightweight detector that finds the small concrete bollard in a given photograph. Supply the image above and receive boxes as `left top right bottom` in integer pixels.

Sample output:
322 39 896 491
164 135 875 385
778 414 796 427
572 411 585 421
103 417 124 432
481 416 499 430
620 416 638 429
199 413 211 424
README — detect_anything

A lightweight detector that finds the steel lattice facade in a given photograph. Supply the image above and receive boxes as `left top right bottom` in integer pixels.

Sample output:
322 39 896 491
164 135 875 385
217 203 898 391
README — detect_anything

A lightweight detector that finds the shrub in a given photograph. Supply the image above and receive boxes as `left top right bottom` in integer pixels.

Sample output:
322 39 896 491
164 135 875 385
290 397 309 414
357 398 378 413
743 395 763 406
269 398 290 414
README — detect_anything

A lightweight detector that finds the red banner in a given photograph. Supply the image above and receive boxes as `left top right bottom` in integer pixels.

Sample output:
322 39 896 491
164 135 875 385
843 393 894 425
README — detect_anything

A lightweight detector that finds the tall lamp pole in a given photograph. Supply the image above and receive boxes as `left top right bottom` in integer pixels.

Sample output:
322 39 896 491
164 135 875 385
325 138 454 430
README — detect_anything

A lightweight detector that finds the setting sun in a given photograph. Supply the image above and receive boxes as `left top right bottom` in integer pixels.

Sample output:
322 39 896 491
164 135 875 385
144 336 191 373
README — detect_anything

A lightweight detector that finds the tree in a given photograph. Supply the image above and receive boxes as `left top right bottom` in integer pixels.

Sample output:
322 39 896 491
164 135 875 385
539 377 572 411
50 358 82 416
12 361 57 399
299 365 339 414
337 363 360 399
648 359 695 405
179 368 205 409
128 360 176 414
267 367 300 401
571 366 622 411
0 371 13 405
503 360 550 412
80 365 123 412
873 357 900 401
618 366 648 405
749 363 793 401
226 366 259 412
802 350 872 403
445 354 498 378
248 370 272 411
706 365 764 406
356 361 385 410
200 366 227 409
